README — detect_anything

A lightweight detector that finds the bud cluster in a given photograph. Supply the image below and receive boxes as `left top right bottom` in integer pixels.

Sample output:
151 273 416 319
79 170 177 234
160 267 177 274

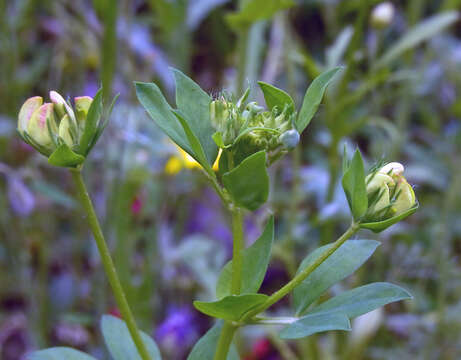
210 95 299 155
18 92 93 156
365 162 416 221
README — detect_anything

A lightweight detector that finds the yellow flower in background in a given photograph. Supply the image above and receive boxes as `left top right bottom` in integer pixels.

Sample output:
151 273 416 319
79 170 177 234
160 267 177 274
165 145 221 175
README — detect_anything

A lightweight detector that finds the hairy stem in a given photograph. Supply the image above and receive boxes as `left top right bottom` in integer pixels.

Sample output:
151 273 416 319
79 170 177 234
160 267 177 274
70 169 151 360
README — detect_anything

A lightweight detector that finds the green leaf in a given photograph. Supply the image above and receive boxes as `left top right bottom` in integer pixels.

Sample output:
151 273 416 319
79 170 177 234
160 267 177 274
279 312 351 339
226 0 294 29
293 240 380 316
27 347 97 360
135 81 193 155
174 111 214 176
187 321 239 360
79 88 103 156
258 81 295 113
48 144 85 167
309 282 412 318
222 151 269 211
101 315 162 360
360 203 419 233
341 148 368 220
194 294 268 321
216 217 274 298
374 12 459 69
172 69 218 165
296 67 342 133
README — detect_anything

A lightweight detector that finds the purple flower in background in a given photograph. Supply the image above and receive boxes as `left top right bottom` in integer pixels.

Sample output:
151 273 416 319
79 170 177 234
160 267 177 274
155 306 200 359
7 177 35 217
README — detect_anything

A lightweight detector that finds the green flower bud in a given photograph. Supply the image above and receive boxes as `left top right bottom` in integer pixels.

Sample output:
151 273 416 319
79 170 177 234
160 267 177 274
18 96 43 135
27 103 57 149
50 90 76 123
58 114 74 147
74 96 93 124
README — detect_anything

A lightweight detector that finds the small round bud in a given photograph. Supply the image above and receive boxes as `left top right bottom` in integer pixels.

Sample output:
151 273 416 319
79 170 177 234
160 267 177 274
371 2 395 29
279 129 300 149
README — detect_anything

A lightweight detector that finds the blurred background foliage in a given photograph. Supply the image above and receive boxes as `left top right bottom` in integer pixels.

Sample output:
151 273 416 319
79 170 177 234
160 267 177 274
1 0 461 359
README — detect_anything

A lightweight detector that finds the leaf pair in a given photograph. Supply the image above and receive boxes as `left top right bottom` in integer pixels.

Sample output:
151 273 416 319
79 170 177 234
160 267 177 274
193 217 274 320
27 315 161 360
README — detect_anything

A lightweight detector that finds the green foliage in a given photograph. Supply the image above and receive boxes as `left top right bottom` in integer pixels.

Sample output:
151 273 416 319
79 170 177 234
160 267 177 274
194 294 268 321
187 322 239 360
342 149 368 220
79 88 103 156
222 151 269 210
216 217 274 298
293 240 380 316
279 312 351 339
360 203 420 233
48 144 85 167
258 81 295 114
27 348 97 360
296 67 343 133
101 315 162 360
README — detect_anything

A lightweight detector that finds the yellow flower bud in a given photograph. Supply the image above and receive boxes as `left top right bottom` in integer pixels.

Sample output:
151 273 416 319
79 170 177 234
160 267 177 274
27 103 57 148
18 96 43 134
74 96 93 124
392 177 416 216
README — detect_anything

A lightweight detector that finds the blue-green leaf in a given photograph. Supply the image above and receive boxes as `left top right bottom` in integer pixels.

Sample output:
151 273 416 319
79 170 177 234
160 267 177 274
342 148 368 220
293 240 380 316
279 312 351 339
172 69 218 165
27 347 97 360
222 151 269 211
187 321 239 360
48 144 85 167
296 67 342 133
309 282 412 318
135 81 193 155
101 315 162 360
216 217 274 298
194 294 268 321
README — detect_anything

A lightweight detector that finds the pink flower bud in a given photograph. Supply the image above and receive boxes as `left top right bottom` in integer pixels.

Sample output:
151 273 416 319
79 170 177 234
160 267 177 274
18 96 43 134
27 103 57 148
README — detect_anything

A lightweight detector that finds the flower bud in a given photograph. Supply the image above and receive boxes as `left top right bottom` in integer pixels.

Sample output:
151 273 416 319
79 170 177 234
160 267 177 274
27 103 57 148
371 2 395 29
58 114 74 147
279 129 300 149
18 96 43 134
50 90 76 122
74 96 93 124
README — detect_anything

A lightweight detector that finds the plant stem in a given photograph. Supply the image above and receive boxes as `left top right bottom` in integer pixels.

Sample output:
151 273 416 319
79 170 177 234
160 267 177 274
70 169 151 360
214 207 245 360
241 223 359 321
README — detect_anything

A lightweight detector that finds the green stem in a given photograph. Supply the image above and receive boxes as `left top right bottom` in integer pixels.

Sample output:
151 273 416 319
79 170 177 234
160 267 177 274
214 207 245 360
70 169 151 360
241 223 359 321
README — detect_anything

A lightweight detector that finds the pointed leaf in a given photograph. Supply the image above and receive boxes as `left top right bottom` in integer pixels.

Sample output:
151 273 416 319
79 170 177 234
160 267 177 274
360 203 419 233
135 81 193 155
187 321 239 360
293 240 380 316
216 217 274 298
279 312 351 339
101 315 162 360
342 148 368 220
172 69 218 165
27 347 97 360
296 67 342 133
222 151 269 211
258 82 294 113
48 144 85 167
194 294 268 321
79 88 103 156
310 282 412 318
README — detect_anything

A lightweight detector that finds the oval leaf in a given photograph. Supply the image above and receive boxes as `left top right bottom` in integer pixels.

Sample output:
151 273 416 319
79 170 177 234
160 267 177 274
309 282 412 318
296 67 342 133
222 151 269 211
194 294 268 321
216 216 274 298
187 321 239 360
279 312 351 339
341 148 368 220
101 315 161 360
27 347 97 360
293 240 380 316
258 81 294 113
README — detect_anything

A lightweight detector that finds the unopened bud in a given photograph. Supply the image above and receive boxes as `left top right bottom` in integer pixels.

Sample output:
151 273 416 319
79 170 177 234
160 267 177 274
279 129 300 149
58 114 74 147
27 103 56 148
371 2 395 29
18 96 43 134
50 91 76 122
74 96 93 124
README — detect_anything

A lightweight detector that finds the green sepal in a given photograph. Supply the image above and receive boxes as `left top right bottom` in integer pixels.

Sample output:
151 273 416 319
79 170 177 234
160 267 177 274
48 144 85 168
79 88 103 156
360 203 419 233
